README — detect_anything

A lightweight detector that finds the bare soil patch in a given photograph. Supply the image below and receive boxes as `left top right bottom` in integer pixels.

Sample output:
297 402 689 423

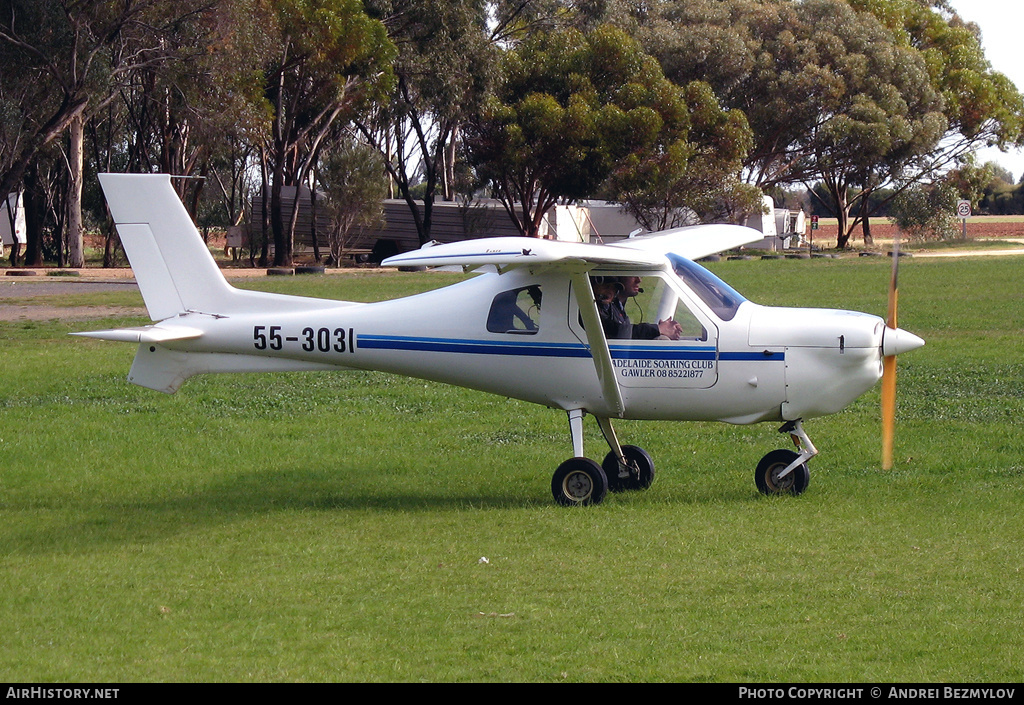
0 304 146 322
0 278 145 322
810 217 1024 248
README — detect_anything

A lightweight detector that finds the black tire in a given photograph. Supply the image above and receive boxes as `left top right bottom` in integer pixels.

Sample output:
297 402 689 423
551 458 608 506
602 445 655 492
755 449 810 496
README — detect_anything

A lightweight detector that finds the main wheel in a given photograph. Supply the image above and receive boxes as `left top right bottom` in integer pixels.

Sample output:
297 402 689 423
552 457 608 506
755 449 810 496
602 445 655 492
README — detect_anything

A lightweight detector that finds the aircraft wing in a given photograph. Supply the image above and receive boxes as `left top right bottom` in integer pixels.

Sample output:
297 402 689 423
381 223 761 273
381 237 668 273
609 223 763 261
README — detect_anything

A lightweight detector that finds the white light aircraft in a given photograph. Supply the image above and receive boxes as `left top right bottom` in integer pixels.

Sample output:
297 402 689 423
77 174 924 506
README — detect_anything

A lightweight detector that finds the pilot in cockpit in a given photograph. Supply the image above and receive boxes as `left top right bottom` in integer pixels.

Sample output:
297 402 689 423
591 275 683 341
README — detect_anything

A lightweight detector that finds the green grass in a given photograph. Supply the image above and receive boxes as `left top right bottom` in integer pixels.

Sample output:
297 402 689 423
2 257 1023 681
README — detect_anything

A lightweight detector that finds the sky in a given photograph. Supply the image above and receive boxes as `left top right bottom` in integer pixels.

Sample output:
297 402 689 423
946 0 1024 180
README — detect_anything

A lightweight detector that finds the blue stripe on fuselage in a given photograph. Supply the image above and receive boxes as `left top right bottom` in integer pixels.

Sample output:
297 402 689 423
357 335 784 362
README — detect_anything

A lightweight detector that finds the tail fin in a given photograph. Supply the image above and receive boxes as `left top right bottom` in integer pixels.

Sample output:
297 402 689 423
85 174 359 394
99 173 237 321
99 173 348 319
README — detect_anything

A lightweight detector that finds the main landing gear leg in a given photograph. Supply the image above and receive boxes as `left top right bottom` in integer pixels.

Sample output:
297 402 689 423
596 416 655 493
754 419 816 496
568 408 586 458
549 410 657 506
551 410 608 507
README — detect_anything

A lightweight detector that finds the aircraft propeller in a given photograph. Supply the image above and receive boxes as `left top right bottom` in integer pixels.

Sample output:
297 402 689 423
881 234 901 470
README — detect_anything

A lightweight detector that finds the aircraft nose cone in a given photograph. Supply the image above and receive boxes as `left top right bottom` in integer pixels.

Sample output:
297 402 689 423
882 327 925 357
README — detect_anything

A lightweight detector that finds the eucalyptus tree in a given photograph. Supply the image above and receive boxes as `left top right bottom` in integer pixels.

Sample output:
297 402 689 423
888 179 959 242
533 0 759 229
798 0 1024 246
488 0 589 41
356 0 495 245
317 139 388 265
790 0 948 246
0 0 181 266
845 0 1024 241
466 24 746 237
626 0 944 240
259 0 394 267
630 0 1023 247
852 0 1024 160
607 80 757 230
108 1 272 218
73 0 276 267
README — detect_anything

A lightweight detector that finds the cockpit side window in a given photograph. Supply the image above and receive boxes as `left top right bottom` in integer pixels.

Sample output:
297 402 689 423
487 285 542 334
667 253 747 321
583 273 708 341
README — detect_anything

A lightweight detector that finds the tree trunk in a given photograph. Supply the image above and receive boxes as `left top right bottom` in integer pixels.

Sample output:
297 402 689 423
310 180 321 263
3 192 19 266
0 98 88 209
67 113 85 268
23 162 44 267
442 125 458 201
836 215 850 249
269 152 293 267
285 182 302 264
831 184 851 249
862 214 873 247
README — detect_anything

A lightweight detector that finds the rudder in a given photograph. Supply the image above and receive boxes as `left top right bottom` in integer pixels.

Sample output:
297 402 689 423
98 173 237 321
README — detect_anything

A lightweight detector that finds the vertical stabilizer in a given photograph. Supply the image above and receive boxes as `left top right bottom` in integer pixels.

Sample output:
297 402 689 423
98 173 237 321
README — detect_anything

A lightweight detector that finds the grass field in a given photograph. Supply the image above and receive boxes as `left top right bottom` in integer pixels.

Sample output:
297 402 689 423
1 255 1023 682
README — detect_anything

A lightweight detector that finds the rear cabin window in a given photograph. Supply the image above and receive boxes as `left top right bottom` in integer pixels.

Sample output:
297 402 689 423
487 285 542 334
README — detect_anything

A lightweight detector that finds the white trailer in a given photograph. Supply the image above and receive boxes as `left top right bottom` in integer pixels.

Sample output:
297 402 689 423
1 192 26 257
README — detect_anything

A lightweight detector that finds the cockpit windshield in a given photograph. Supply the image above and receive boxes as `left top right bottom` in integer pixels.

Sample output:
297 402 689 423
667 253 747 321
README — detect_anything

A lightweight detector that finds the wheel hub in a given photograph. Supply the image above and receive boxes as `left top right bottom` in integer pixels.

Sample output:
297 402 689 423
767 463 795 492
563 471 594 500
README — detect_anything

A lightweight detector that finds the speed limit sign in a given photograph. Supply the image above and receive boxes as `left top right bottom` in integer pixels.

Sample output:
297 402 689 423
957 200 972 218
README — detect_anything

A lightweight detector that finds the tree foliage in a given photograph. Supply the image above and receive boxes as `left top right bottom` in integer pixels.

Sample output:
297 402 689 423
617 0 1024 246
317 139 388 264
467 24 741 237
260 0 394 266
0 0 195 264
607 80 757 230
2 0 1024 266
889 180 959 242
357 0 495 245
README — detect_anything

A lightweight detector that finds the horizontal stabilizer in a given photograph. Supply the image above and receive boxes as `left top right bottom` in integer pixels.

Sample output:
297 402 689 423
72 326 203 344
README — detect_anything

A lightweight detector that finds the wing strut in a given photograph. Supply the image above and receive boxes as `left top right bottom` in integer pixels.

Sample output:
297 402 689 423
568 270 624 417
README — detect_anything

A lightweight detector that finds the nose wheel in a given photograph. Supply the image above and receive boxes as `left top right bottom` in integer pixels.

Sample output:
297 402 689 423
754 420 816 496
755 449 810 495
